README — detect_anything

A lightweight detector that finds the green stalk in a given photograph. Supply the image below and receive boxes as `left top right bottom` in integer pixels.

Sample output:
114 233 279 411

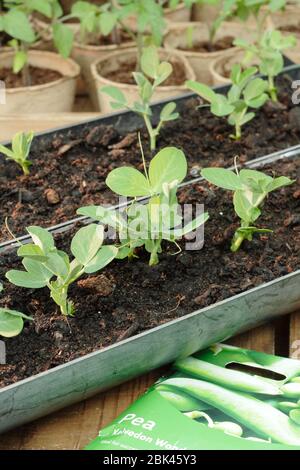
163 377 300 446
231 230 246 252
268 75 277 102
149 238 161 266
144 115 156 152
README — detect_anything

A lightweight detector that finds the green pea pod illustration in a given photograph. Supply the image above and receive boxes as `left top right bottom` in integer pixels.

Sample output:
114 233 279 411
155 385 210 412
175 357 281 395
163 378 300 446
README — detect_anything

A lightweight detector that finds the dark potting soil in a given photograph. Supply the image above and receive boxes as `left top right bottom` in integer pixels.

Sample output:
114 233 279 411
279 25 300 34
100 57 188 85
0 157 299 388
0 76 300 242
0 66 63 88
179 36 235 53
86 30 133 47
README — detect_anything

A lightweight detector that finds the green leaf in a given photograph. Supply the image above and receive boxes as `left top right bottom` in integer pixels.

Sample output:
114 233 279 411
27 0 52 17
160 102 179 122
53 23 74 58
244 78 268 102
141 46 160 79
149 147 187 192
43 251 69 279
211 95 235 117
84 245 118 273
71 224 104 265
267 176 295 192
27 226 55 253
0 144 14 159
13 50 27 74
106 167 151 197
233 190 261 223
4 10 36 43
201 168 243 191
0 309 29 338
98 11 117 36
17 244 48 262
101 86 127 105
6 269 48 289
154 62 173 87
186 80 217 103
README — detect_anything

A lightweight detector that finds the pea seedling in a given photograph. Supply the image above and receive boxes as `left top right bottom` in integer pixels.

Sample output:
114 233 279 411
1 0 74 85
102 46 179 151
0 130 34 175
6 225 118 316
235 30 296 101
0 282 32 338
186 64 269 140
78 146 209 266
201 165 294 251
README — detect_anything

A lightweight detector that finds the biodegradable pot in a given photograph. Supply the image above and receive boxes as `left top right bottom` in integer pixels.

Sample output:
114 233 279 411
192 4 274 28
0 148 299 434
0 50 80 113
91 47 196 113
268 4 300 32
210 48 252 85
164 2 191 22
164 21 256 85
72 35 135 106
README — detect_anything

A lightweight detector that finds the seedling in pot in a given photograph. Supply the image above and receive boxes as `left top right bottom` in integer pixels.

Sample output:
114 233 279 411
0 130 34 175
78 146 209 266
102 46 179 151
201 165 294 252
6 225 118 316
0 282 32 338
234 30 297 101
186 64 269 140
1 0 74 86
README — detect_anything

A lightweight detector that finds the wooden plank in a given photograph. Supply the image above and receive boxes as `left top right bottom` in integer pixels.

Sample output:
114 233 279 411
290 310 300 360
0 370 163 450
227 324 275 355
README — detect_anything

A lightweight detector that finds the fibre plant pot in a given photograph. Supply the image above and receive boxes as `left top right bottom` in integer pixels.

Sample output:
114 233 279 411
164 21 256 85
0 64 300 245
210 48 251 86
71 34 135 107
0 50 80 113
0 150 299 434
164 1 191 22
268 4 300 35
90 47 195 113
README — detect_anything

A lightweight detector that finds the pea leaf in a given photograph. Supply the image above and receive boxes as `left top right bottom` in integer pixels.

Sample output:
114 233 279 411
149 147 187 192
4 10 35 43
53 23 74 58
27 226 55 253
71 224 104 265
84 245 118 273
0 309 32 338
106 167 151 197
201 168 244 190
17 244 48 262
186 80 217 103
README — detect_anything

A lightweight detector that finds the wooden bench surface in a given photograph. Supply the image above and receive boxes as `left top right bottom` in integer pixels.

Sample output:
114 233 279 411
0 116 299 450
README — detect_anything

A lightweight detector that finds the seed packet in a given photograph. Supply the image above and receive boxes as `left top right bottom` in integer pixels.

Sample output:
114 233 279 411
85 344 300 450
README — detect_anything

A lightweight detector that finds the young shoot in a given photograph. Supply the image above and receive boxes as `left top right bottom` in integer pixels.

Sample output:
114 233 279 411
234 30 296 102
186 64 269 140
0 130 34 175
201 165 295 252
78 146 209 266
102 46 179 151
0 282 32 338
6 225 118 316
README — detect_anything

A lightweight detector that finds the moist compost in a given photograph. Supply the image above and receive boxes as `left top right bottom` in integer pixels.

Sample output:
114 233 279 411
179 36 234 53
99 57 188 85
0 66 63 88
0 157 299 388
0 76 300 242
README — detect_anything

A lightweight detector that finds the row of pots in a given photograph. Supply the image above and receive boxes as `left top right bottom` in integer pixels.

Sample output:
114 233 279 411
1 3 300 115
